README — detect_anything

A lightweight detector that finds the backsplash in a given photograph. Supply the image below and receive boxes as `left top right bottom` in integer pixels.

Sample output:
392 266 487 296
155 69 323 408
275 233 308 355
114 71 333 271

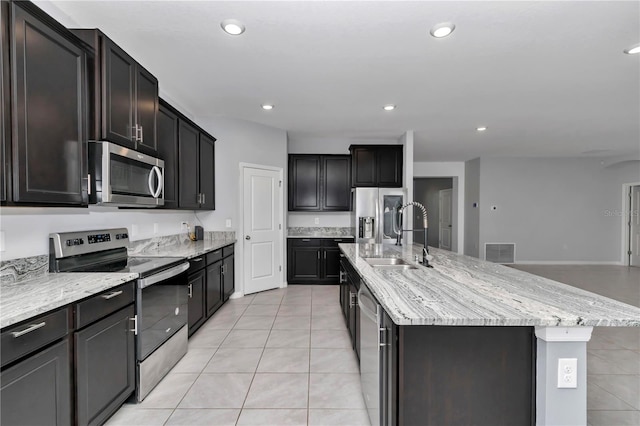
0 255 49 285
128 231 235 255
287 227 353 237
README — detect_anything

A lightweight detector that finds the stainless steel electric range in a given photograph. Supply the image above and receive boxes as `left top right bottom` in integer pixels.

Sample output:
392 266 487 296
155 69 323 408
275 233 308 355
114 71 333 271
49 228 189 401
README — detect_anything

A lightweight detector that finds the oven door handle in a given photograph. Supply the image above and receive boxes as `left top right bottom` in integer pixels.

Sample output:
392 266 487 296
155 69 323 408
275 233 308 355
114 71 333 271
138 262 190 289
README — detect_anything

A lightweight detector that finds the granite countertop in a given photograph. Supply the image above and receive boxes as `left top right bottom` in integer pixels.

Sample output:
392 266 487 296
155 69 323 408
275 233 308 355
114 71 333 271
287 227 354 239
339 243 640 327
128 236 237 259
1 272 138 329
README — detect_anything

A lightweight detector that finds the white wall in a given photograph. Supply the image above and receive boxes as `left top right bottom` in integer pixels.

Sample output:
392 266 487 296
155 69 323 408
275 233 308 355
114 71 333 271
414 161 466 254
463 158 480 257
477 157 640 264
194 115 288 232
0 207 196 260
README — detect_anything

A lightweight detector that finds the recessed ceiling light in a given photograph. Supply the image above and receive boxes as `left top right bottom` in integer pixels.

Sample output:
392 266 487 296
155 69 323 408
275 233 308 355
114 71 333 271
430 22 455 38
476 126 487 132
221 19 245 35
383 105 396 111
261 104 274 110
624 43 640 54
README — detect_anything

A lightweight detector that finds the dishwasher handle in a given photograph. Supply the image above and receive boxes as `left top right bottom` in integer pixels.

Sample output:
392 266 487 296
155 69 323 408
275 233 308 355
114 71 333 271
358 287 380 324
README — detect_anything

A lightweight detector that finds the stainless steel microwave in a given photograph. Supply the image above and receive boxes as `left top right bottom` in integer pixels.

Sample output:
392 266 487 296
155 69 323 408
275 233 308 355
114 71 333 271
89 141 164 207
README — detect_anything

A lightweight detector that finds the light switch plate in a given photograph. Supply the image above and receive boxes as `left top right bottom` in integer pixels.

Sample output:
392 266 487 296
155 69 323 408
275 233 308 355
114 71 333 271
225 219 232 228
314 217 320 225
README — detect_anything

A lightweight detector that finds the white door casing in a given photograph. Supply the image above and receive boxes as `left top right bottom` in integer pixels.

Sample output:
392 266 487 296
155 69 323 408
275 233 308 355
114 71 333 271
630 186 640 267
242 166 282 295
439 188 453 251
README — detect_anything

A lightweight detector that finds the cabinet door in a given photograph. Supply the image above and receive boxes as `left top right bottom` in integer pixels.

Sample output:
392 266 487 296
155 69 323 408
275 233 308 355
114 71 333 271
75 305 135 426
376 146 403 187
348 281 357 349
322 155 351 211
199 132 215 210
10 3 87 205
223 254 234 300
287 246 321 283
206 261 223 316
178 120 200 209
0 338 72 426
134 65 158 155
351 148 376 187
157 103 179 209
339 260 349 321
102 36 135 148
187 270 206 336
288 155 321 211
1 1 8 203
322 247 341 282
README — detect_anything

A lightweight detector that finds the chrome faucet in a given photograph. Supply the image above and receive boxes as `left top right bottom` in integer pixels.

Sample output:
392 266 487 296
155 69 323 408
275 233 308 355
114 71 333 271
393 201 433 268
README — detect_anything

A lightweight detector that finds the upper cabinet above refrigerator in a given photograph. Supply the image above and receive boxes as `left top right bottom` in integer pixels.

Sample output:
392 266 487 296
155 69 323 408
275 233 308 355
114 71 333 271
349 145 403 188
71 29 159 156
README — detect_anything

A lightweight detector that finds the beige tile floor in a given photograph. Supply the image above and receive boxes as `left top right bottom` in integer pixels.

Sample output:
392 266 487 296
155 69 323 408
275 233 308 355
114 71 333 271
512 265 640 426
106 285 370 426
107 266 639 426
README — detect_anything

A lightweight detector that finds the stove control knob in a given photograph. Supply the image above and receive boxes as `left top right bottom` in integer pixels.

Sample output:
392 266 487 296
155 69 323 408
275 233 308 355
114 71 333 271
66 239 73 247
116 235 120 240
79 238 84 245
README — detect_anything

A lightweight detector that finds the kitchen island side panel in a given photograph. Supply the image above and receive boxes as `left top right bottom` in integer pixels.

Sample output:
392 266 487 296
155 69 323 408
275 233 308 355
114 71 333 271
397 325 535 426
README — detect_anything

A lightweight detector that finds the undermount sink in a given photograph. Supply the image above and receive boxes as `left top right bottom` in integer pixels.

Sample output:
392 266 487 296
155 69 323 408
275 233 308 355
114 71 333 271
363 257 417 270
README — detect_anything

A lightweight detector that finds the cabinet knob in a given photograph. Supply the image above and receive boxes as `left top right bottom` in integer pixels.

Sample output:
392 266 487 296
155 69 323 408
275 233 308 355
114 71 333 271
245 235 251 240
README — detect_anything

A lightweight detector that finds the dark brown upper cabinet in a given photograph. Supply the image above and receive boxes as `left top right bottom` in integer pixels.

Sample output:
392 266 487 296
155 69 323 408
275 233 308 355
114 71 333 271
71 29 158 156
157 100 179 209
349 145 403 188
5 1 88 206
178 118 215 210
288 154 351 212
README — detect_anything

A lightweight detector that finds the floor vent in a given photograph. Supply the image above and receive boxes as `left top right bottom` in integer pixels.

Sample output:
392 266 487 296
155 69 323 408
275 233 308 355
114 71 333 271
485 243 516 264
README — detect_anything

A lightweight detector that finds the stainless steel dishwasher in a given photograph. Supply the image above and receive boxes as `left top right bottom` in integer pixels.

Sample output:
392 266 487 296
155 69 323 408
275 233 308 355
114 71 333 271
358 283 381 426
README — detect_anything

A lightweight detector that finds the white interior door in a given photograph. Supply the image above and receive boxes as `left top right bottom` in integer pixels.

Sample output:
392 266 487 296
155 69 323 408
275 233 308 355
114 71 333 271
439 188 453 251
243 167 282 294
630 186 640 267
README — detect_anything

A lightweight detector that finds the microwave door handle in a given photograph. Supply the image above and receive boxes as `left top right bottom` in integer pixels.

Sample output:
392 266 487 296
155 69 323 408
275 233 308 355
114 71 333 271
150 166 163 198
148 166 162 198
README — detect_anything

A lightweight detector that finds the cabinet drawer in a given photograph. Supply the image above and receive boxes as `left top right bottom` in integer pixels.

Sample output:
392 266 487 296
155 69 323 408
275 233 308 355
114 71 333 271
206 249 222 264
1 308 70 368
222 244 234 258
75 282 135 329
288 238 321 247
189 256 206 272
321 238 354 247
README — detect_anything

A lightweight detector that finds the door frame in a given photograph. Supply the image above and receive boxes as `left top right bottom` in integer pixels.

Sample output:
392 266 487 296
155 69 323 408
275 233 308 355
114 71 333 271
622 182 640 266
236 162 285 298
438 188 453 250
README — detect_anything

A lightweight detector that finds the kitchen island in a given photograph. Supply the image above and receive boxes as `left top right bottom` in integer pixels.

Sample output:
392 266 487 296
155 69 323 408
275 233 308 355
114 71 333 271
339 243 640 426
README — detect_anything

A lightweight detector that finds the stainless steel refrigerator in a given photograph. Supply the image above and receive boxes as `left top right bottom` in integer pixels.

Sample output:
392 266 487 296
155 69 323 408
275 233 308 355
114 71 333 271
351 188 407 244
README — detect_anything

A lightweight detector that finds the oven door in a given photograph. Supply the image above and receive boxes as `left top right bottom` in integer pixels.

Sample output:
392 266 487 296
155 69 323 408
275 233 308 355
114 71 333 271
92 141 164 207
136 263 189 360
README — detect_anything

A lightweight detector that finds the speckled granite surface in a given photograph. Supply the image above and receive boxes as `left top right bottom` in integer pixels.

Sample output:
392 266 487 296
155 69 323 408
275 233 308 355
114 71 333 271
0 255 49 284
128 232 236 259
1 272 138 329
340 243 640 327
287 227 354 238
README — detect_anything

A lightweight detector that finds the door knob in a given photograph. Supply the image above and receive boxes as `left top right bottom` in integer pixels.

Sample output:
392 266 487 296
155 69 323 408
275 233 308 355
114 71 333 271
245 235 251 240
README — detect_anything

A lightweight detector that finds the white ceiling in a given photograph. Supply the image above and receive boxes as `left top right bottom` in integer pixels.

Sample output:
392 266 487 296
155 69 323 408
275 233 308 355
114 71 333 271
44 0 640 162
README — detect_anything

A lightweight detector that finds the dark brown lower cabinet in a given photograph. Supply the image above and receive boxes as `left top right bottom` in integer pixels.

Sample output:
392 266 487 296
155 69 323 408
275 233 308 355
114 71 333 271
206 261 223 316
187 269 206 335
222 251 235 300
288 238 354 284
0 338 72 426
75 305 135 426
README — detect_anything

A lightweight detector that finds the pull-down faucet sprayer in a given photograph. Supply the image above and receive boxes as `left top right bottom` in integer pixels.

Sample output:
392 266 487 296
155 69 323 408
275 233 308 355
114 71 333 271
393 201 433 268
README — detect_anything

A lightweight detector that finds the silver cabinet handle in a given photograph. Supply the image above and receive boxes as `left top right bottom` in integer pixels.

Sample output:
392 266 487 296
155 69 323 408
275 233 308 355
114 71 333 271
221 264 225 275
317 251 320 260
324 251 327 259
349 292 356 308
301 239 311 242
339 270 346 283
11 322 46 338
140 125 144 143
188 284 193 298
334 239 343 242
192 257 203 262
202 193 205 204
245 235 251 240
130 316 138 335
132 125 138 142
102 290 123 300
379 327 388 347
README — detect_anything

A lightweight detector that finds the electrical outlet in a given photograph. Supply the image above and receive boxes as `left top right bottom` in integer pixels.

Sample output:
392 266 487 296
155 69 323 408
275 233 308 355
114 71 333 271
153 223 159 234
180 222 189 230
314 217 320 225
225 219 232 228
557 358 577 388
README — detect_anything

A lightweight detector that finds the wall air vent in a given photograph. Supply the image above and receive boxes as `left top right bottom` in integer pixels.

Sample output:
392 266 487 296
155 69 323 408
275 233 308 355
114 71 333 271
485 243 516 264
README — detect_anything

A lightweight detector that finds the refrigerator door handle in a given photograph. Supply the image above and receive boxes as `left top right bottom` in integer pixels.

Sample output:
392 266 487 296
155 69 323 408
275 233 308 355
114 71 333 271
375 193 380 243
